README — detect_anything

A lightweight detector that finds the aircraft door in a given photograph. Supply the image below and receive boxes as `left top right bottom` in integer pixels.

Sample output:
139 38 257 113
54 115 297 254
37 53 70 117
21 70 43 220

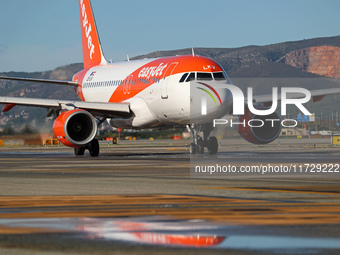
161 62 178 99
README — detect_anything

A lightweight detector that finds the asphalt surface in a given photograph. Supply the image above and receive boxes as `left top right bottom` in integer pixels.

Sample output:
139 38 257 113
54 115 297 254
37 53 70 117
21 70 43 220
0 138 339 254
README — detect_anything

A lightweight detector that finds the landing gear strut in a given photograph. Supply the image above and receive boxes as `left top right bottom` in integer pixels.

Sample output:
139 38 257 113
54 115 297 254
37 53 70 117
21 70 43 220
74 138 100 157
73 115 108 157
187 124 218 155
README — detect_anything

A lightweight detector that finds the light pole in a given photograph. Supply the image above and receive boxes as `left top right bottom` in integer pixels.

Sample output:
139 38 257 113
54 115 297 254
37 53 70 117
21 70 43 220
315 117 319 132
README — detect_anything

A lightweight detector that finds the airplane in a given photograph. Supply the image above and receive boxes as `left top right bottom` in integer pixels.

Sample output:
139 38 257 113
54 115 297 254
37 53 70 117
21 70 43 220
0 0 339 157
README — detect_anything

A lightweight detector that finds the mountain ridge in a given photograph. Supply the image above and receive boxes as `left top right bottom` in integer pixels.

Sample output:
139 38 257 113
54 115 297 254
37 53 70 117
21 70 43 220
132 35 340 77
1 35 340 130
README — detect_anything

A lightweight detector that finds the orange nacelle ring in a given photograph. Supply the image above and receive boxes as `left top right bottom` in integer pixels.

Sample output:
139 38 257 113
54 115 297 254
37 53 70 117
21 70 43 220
53 109 97 148
238 107 281 144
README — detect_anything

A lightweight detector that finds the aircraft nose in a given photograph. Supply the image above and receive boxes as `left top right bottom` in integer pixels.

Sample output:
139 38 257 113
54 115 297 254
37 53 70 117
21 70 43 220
190 82 232 123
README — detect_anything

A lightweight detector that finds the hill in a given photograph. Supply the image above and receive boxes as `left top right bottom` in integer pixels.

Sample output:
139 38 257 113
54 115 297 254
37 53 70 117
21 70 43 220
1 35 340 131
133 35 340 77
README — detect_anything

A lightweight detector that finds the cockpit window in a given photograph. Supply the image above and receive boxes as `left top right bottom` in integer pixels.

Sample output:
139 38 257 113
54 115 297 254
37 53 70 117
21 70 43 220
197 72 213 80
185 72 195 82
213 72 226 80
179 73 188 83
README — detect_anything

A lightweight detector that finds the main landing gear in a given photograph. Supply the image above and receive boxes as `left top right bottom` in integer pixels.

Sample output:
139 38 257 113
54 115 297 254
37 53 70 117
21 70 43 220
73 116 107 157
187 124 218 155
74 139 100 157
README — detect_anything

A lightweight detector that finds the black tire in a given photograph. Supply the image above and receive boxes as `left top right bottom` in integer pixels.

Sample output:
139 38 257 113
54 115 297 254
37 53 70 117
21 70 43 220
88 139 100 157
207 136 218 155
189 143 196 154
197 137 204 154
74 147 85 156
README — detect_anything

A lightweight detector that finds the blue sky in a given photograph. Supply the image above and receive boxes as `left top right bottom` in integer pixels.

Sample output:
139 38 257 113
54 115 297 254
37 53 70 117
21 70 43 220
0 0 339 72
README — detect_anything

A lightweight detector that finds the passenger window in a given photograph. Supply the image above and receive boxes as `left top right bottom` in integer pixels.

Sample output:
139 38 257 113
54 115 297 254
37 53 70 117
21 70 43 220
179 73 188 83
197 72 213 80
213 72 226 80
185 72 195 82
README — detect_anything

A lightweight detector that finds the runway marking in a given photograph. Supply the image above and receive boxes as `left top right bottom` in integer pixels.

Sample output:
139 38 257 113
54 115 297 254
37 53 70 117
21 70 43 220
202 186 340 196
0 195 262 208
0 194 340 234
0 226 67 235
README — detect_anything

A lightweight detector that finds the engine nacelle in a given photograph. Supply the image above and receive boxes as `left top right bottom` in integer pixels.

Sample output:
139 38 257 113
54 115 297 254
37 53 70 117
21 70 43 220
53 109 97 148
238 106 281 144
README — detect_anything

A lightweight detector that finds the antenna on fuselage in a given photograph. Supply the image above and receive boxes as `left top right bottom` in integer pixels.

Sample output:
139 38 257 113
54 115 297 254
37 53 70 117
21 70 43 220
127 54 130 62
192 48 195 57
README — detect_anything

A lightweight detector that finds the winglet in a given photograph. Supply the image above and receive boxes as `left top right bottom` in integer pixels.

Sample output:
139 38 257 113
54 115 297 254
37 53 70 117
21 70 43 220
3 103 16 113
79 0 107 69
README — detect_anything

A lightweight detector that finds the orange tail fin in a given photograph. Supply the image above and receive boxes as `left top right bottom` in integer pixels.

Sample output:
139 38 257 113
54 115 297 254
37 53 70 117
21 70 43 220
78 0 107 69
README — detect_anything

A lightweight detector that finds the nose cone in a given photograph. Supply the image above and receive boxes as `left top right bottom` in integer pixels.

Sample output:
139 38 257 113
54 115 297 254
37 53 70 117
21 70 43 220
190 81 232 124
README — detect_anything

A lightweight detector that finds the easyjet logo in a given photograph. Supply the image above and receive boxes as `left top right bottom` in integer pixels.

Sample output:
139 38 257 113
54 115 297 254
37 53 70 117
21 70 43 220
138 63 168 78
80 0 95 59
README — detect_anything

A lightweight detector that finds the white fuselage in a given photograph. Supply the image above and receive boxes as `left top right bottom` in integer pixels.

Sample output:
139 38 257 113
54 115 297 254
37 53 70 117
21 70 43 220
77 56 233 129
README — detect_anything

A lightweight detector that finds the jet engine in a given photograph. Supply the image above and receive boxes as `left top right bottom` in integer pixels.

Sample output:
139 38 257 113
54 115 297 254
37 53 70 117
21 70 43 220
237 106 281 144
53 109 97 147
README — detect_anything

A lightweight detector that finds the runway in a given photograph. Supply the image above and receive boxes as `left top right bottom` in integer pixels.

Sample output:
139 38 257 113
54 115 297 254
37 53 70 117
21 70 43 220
0 138 339 254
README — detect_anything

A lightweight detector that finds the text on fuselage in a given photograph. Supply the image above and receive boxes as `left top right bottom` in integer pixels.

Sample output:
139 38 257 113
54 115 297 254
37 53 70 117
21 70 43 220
80 0 95 59
138 63 168 79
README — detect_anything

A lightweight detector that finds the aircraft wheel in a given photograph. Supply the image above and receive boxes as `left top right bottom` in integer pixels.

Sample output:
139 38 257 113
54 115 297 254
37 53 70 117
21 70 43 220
74 147 85 156
88 139 100 157
189 143 196 154
197 137 204 154
207 136 218 155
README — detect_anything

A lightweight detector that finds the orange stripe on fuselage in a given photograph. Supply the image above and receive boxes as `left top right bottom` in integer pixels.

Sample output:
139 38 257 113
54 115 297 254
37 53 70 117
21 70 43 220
108 55 223 103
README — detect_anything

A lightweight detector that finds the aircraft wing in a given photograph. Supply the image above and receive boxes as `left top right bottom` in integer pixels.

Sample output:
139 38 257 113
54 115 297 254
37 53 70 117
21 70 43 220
253 87 340 105
0 96 131 118
0 76 78 87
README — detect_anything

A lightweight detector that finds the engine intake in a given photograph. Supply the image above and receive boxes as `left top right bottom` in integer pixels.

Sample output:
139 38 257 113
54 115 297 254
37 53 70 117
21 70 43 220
238 107 281 144
53 109 97 147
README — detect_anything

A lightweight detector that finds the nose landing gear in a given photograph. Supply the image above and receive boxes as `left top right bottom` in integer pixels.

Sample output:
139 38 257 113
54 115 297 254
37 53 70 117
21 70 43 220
187 124 218 155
